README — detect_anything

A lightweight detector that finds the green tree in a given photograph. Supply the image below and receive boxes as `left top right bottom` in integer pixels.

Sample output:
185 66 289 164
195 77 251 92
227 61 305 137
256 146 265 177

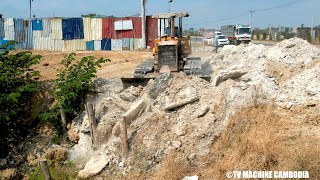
276 33 281 41
307 33 312 43
0 42 41 121
262 32 267 40
256 32 260 40
40 53 110 131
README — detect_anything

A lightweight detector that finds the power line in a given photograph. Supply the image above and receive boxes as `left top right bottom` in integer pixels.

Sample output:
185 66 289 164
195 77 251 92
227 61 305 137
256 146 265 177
188 0 308 27
253 0 305 12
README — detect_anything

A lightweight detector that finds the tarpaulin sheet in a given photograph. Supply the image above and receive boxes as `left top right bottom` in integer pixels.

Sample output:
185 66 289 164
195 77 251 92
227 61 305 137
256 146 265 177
32 19 43 31
62 18 84 40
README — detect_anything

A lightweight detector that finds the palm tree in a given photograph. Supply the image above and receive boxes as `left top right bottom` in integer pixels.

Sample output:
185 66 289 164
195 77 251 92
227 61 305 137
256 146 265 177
141 0 147 49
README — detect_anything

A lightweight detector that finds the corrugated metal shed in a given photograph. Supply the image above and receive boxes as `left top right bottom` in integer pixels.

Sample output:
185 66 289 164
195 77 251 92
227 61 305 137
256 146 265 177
134 38 142 50
94 40 101 51
122 38 134 50
4 18 15 40
113 17 142 39
41 18 52 37
50 18 63 40
101 39 111 51
0 19 4 39
83 18 92 41
62 18 84 40
51 39 64 51
14 18 25 43
32 19 43 31
86 41 94 51
91 18 102 40
64 39 86 51
15 20 33 50
111 39 122 51
102 18 114 39
146 16 158 48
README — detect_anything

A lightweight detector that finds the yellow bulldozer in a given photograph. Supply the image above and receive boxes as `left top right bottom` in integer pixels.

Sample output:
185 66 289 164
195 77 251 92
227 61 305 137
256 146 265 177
121 12 209 86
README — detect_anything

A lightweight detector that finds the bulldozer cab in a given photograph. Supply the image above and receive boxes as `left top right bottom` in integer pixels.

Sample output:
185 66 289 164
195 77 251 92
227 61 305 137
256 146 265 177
152 12 191 72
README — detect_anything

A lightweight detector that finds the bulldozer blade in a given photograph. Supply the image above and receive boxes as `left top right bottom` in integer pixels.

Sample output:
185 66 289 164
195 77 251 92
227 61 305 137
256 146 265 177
121 77 155 89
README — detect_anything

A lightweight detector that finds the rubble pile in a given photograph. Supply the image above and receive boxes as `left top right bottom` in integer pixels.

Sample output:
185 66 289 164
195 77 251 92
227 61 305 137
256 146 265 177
67 38 320 178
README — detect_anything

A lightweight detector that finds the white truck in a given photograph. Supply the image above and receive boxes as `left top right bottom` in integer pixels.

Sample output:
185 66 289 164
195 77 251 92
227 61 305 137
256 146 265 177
221 25 252 45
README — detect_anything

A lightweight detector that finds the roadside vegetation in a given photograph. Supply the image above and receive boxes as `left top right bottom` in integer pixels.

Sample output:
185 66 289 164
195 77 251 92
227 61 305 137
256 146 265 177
0 43 110 178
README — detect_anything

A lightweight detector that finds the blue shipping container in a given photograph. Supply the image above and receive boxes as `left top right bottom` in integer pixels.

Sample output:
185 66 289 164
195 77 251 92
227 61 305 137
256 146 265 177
101 38 111 51
86 41 94 51
0 19 4 38
31 19 43 31
62 18 84 40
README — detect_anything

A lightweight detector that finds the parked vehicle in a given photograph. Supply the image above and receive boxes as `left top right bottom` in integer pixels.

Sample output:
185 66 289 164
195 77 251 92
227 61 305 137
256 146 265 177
215 31 222 36
221 25 251 45
215 35 229 46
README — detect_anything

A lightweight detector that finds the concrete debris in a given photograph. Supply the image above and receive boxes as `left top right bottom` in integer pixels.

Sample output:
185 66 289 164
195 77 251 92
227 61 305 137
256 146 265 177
196 105 210 118
183 176 199 180
164 96 199 111
78 154 112 178
145 73 173 99
112 99 146 137
67 38 320 178
172 140 182 148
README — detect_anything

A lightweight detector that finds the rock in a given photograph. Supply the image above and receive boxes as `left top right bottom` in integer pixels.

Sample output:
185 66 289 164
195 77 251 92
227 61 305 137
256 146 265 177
146 73 173 99
0 168 19 180
78 154 112 178
67 129 79 143
172 141 182 148
187 153 197 161
119 86 140 102
183 175 199 180
214 69 248 86
197 105 210 118
119 161 125 168
92 78 123 93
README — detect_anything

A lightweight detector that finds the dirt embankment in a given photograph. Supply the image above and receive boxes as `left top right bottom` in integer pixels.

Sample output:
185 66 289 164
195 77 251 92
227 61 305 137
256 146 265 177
30 50 153 80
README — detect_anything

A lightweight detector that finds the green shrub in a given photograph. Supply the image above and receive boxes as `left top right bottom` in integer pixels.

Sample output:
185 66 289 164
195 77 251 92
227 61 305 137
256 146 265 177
0 43 41 121
39 53 110 130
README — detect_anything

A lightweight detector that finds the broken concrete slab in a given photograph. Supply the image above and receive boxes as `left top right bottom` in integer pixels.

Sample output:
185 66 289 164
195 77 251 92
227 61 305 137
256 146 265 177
213 69 248 86
78 154 112 179
112 99 146 137
164 96 199 111
146 73 173 99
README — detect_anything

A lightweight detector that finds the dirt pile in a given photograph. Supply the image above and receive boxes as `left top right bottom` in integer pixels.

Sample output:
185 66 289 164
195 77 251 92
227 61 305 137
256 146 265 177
66 38 320 179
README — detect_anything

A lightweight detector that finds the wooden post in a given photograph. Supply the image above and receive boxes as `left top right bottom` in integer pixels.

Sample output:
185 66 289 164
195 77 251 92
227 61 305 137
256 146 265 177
40 160 52 180
60 107 67 134
119 117 129 164
85 103 96 145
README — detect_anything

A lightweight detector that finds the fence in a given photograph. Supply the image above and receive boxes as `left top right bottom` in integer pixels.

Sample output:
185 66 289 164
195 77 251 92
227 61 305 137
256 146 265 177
0 16 158 51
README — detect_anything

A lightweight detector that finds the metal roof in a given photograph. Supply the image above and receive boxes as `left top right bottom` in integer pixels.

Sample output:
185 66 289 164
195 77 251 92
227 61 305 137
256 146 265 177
152 12 190 19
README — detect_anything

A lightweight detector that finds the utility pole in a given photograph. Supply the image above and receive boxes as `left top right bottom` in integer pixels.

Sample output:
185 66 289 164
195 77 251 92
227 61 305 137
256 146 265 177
29 0 32 19
168 0 173 13
249 10 255 28
141 0 147 49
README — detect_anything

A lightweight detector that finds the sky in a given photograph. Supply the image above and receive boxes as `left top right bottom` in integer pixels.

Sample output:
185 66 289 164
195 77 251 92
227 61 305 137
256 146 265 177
0 0 319 29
